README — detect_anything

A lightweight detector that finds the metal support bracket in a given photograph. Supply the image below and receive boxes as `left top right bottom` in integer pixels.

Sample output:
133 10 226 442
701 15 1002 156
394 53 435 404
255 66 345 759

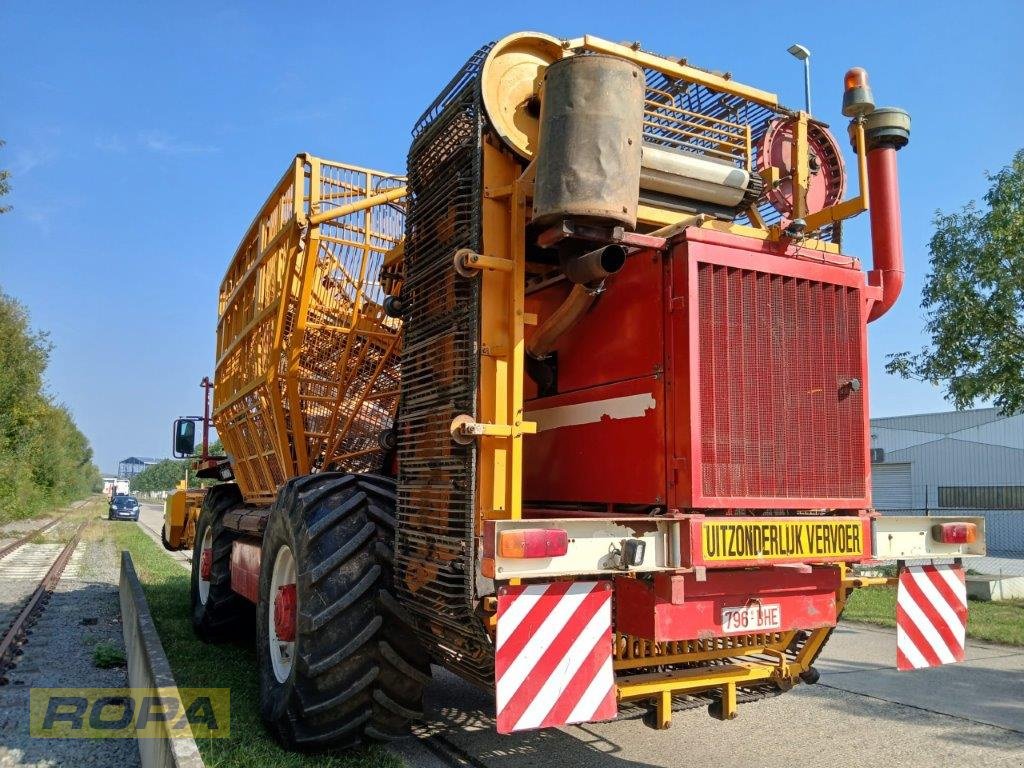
454 248 514 277
450 414 537 444
535 220 668 251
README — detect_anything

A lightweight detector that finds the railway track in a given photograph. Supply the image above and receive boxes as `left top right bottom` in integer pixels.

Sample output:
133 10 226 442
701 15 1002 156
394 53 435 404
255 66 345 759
0 497 89 562
0 515 65 561
0 520 86 678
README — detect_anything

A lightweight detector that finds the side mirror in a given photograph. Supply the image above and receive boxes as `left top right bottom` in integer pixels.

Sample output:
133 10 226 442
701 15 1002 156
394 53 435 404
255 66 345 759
173 419 196 458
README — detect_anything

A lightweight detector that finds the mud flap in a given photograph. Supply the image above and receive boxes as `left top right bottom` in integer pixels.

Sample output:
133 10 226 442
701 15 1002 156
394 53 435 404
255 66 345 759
495 580 617 733
896 564 967 671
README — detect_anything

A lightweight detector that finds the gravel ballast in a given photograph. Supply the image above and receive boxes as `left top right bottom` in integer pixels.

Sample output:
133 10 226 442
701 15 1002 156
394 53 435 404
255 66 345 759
0 534 141 767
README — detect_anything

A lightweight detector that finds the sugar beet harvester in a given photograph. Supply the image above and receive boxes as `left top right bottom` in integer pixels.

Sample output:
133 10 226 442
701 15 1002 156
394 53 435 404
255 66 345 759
173 32 987 749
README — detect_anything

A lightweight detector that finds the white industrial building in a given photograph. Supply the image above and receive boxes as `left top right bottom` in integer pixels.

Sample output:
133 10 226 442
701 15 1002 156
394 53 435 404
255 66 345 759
870 407 1024 556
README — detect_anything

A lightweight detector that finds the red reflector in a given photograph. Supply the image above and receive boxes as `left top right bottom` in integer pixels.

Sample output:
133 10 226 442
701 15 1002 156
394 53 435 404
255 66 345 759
499 528 569 559
931 522 977 544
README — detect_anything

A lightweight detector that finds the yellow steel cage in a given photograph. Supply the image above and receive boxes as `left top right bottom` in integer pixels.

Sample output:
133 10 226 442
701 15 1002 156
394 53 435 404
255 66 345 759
213 154 405 502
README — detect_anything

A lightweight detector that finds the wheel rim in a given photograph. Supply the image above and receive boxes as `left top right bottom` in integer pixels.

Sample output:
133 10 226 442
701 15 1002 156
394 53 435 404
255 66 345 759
269 545 297 683
198 527 213 605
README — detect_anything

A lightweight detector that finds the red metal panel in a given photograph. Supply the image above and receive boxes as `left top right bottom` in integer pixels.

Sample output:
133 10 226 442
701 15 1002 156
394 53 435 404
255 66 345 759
229 539 261 603
524 225 872 512
668 228 871 509
615 567 840 642
524 247 663 398
523 376 666 505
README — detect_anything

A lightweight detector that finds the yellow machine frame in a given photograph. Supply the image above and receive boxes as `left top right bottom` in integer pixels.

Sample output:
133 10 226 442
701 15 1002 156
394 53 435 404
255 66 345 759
163 487 206 550
214 155 406 502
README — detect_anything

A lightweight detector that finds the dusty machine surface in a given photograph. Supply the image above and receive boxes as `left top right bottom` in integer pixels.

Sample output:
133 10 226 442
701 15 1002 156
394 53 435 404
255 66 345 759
177 31 986 749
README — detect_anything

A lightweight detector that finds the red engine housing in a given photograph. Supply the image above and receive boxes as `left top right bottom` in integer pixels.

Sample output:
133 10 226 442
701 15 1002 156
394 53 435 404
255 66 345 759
523 227 872 511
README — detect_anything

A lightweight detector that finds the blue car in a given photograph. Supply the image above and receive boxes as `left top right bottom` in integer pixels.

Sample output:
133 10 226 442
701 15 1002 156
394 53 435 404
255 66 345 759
108 494 140 521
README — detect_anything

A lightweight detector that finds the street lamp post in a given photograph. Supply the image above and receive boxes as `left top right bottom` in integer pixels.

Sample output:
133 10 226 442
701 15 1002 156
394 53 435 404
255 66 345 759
787 43 812 114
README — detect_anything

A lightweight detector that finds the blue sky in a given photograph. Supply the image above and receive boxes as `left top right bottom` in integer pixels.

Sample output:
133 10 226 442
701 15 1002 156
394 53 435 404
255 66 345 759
1 2 1020 474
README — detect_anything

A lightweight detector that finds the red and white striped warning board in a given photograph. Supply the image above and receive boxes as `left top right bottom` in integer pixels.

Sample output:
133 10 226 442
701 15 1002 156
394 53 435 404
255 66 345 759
896 564 967 671
495 580 616 734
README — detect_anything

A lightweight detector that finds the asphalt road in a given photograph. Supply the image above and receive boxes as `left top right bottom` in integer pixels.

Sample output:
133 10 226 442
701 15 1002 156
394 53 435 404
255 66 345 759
135 502 1024 767
138 500 191 567
398 628 1024 768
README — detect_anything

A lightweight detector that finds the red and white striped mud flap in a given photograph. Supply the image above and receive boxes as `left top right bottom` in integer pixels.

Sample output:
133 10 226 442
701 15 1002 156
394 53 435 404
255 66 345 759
896 564 968 671
495 580 616 734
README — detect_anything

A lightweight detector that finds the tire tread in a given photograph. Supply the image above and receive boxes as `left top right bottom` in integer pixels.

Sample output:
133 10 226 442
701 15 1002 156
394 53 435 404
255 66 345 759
257 473 429 750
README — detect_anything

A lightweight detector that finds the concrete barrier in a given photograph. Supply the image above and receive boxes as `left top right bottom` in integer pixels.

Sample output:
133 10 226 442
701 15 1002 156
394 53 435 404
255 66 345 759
120 552 206 768
967 573 1024 601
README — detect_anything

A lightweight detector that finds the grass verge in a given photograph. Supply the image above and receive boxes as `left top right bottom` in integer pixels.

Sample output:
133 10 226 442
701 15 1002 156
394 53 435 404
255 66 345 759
843 586 1024 646
106 521 403 768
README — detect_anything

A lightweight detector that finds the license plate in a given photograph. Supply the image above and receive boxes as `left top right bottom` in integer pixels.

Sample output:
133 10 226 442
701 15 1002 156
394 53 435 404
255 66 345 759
721 603 781 634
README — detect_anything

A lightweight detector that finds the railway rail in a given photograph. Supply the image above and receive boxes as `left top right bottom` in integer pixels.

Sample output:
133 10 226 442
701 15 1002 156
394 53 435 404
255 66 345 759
0 520 86 677
0 514 65 560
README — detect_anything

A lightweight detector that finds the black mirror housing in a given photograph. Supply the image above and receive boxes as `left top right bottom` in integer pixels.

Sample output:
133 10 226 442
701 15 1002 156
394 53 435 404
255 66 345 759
173 419 196 458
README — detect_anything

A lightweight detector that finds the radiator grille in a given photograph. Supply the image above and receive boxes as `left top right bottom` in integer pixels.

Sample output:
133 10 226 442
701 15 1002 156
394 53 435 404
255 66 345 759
396 44 495 687
698 263 866 502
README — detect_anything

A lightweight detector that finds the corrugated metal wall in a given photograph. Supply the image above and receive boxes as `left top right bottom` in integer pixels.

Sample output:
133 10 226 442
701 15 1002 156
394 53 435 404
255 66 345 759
871 463 912 508
869 409 1024 556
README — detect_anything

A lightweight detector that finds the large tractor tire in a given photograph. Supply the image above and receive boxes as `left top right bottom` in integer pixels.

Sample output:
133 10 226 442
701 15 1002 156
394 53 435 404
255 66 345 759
190 483 248 642
256 473 430 750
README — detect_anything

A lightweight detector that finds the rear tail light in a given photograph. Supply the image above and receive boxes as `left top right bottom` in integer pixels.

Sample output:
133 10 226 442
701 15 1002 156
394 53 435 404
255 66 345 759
931 522 978 544
498 528 569 559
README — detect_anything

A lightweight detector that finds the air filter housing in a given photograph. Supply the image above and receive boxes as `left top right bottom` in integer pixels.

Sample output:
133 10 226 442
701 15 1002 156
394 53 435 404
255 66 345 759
532 54 645 229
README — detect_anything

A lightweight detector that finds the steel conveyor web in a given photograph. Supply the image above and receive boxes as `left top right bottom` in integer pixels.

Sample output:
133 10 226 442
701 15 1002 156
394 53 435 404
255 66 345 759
396 43 496 688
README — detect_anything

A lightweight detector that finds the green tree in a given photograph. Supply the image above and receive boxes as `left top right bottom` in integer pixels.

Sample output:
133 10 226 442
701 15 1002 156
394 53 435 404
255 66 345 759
0 140 10 214
130 440 224 494
0 290 100 521
192 438 223 458
130 459 187 493
887 149 1024 413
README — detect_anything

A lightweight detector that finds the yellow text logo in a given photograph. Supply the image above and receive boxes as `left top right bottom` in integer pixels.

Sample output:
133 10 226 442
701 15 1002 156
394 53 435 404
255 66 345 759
30 688 230 739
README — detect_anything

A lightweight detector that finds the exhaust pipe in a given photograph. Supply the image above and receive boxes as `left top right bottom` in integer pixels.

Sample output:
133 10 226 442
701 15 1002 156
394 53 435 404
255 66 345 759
527 244 627 362
560 244 627 286
863 106 910 322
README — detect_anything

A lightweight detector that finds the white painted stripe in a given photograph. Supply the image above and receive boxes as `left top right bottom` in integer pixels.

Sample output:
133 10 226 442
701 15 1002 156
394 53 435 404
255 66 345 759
896 627 930 669
910 569 966 644
513 595 610 731
567 655 614 723
495 583 551 651
526 393 656 432
496 582 596 712
897 588 956 664
934 565 967 605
